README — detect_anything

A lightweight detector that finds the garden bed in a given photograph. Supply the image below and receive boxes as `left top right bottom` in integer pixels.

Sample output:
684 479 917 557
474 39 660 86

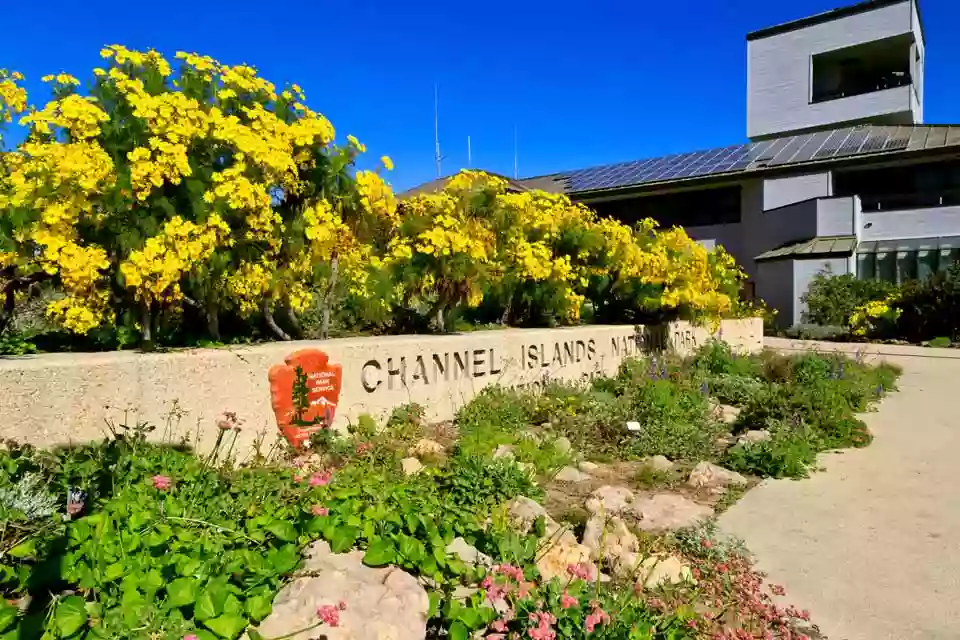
0 342 899 639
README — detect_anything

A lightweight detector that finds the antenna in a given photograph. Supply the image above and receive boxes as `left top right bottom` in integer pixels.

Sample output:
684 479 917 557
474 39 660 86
467 135 472 167
434 84 442 178
513 125 518 180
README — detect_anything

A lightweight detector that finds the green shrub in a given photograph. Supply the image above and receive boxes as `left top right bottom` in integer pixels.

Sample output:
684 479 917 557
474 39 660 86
689 340 762 378
894 263 960 342
703 373 766 406
723 422 819 478
783 323 850 341
620 378 719 460
801 272 897 327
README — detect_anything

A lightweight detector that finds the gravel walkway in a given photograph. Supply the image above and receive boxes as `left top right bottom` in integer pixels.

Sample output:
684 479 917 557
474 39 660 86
719 340 960 640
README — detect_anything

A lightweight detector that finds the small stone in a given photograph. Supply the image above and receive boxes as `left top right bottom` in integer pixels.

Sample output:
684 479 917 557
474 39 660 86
445 537 492 568
410 438 445 458
626 421 642 432
578 461 599 473
738 430 772 445
492 444 515 460
508 496 553 534
555 466 592 483
400 457 424 476
711 403 741 424
585 485 635 516
687 461 748 489
581 515 638 567
631 494 714 532
641 555 694 590
553 436 573 454
642 455 674 472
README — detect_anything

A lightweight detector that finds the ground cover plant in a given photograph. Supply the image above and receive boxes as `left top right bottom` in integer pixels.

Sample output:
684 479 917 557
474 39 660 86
0 342 897 639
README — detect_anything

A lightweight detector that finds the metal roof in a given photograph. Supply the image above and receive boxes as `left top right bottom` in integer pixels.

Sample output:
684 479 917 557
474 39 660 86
755 236 857 261
521 124 960 196
746 0 917 42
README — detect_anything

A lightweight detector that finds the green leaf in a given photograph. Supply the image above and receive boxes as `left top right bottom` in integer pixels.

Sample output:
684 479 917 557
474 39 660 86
0 600 17 633
104 562 125 581
247 631 265 640
448 620 469 640
167 577 200 608
203 613 248 639
8 539 36 559
222 594 243 617
265 520 297 542
55 596 88 637
330 526 359 553
245 595 272 622
191 632 218 640
362 538 396 567
195 590 219 621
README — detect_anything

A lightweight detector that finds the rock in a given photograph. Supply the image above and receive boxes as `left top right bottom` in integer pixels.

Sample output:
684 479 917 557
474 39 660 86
612 551 643 578
738 430 772 445
687 461 748 489
642 455 675 472
578 461 599 473
630 494 714 532
400 457 424 476
639 555 694 590
536 538 595 582
492 444 515 460
410 438 445 458
585 485 635 516
554 466 591 483
255 541 429 640
581 515 638 566
507 496 575 543
553 436 573 454
626 421 642 432
515 461 536 475
445 537 492 568
712 403 741 424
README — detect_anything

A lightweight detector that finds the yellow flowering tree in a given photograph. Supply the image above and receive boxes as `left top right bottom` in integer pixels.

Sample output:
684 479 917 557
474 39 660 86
0 47 397 348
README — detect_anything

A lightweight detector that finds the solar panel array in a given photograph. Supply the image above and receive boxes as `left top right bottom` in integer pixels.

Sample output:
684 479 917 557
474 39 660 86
563 125 959 194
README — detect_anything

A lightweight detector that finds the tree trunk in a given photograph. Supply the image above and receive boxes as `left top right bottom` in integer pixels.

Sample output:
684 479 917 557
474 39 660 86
285 306 303 339
320 255 339 340
140 303 155 352
500 289 515 325
263 298 292 341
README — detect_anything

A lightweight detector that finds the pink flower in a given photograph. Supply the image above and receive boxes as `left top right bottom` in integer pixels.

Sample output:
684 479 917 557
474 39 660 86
495 564 525 582
584 605 610 633
309 471 332 487
560 593 578 610
66 500 84 516
491 619 508 632
566 562 594 581
311 505 329 517
355 442 373 455
152 475 172 490
184 636 198 640
488 636 506 640
293 472 305 483
316 603 340 627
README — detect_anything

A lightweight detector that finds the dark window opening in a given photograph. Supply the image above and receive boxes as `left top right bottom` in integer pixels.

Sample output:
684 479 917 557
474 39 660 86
811 35 913 104
587 185 742 228
834 160 960 212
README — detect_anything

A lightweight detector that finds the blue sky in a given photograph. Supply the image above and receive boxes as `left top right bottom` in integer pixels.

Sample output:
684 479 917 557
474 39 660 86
1 1 956 191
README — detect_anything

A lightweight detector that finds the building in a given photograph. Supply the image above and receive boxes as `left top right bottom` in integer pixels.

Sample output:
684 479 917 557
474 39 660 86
409 0 960 328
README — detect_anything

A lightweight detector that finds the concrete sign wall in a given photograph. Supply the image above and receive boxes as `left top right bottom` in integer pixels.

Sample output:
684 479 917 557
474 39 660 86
0 319 762 453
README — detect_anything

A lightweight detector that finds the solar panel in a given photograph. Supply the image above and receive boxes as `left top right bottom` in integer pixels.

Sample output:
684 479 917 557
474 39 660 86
749 137 792 167
835 127 871 158
765 134 809 166
923 127 948 149
812 128 853 160
598 160 646 188
709 144 753 172
860 126 893 153
883 126 912 151
784 130 830 164
946 127 960 148
726 141 771 171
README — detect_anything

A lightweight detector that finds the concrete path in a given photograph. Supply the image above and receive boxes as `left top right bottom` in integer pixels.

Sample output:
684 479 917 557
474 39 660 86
719 340 960 640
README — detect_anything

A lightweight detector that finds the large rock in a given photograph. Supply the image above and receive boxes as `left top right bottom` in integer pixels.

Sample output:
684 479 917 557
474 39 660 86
508 496 575 543
254 541 428 640
630 494 714 532
554 466 591 483
711 403 741 424
410 438 445 458
581 515 638 567
578 461 599 473
584 485 635 516
687 461 748 489
536 537 595 582
553 436 573 454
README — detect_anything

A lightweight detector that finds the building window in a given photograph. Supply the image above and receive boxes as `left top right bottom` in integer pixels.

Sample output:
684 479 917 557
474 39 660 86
587 185 742 228
810 35 912 104
834 160 960 212
859 249 960 283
